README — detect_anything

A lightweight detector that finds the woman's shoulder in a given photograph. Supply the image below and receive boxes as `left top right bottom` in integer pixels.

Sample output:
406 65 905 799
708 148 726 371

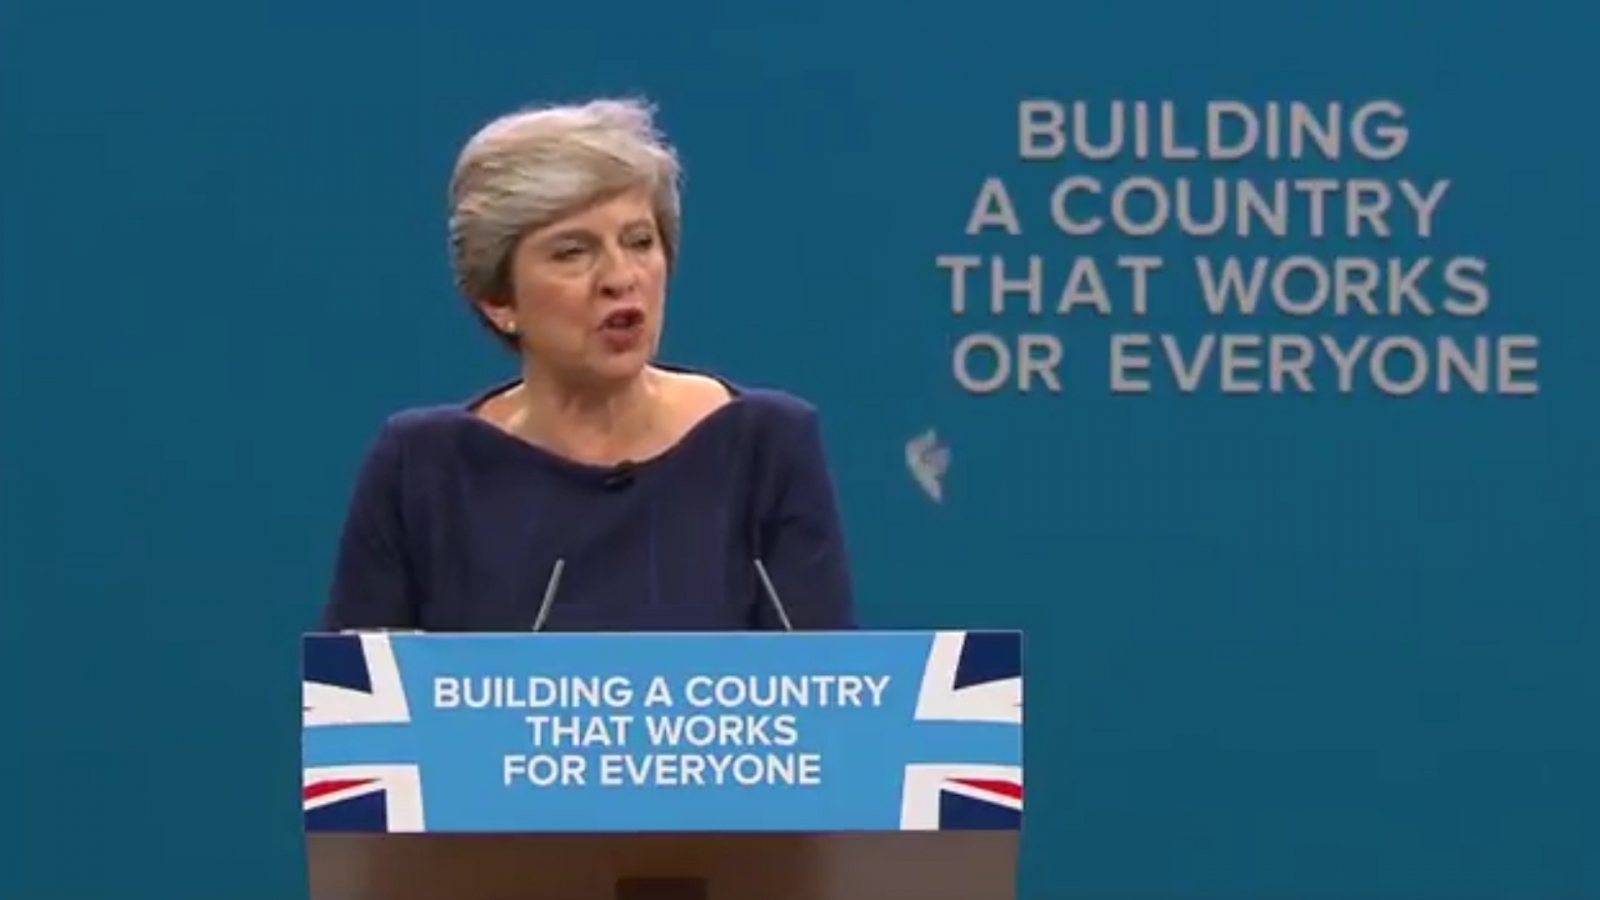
358 399 482 462
730 386 822 443
659 365 822 443
693 381 830 477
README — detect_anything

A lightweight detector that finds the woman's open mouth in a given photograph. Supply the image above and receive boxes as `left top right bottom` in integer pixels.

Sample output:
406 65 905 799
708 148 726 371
601 308 645 333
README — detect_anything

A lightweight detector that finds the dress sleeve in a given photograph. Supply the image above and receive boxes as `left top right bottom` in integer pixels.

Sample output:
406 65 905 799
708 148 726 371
321 419 421 630
755 403 858 630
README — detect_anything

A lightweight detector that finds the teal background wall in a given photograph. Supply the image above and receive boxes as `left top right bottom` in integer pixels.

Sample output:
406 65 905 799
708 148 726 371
1 1 1594 898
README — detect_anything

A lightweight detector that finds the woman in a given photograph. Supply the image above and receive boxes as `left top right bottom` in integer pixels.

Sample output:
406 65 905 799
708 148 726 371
322 98 857 632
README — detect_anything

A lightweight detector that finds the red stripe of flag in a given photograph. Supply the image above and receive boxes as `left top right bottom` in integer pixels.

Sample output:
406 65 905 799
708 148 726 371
949 778 1022 800
303 778 377 801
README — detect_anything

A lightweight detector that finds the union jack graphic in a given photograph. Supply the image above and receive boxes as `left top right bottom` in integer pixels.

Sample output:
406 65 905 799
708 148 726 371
900 631 1023 830
302 634 425 831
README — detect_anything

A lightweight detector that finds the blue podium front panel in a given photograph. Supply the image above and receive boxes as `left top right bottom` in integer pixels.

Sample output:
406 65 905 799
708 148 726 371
301 630 1022 834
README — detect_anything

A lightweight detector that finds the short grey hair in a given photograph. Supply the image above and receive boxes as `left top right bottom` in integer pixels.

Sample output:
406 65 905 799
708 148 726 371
448 97 684 312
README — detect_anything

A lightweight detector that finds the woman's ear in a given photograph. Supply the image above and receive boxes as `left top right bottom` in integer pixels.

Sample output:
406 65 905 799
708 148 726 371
474 298 519 336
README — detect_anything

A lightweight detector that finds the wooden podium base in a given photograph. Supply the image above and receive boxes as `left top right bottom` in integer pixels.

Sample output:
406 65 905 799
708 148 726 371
614 877 707 900
308 831 1018 900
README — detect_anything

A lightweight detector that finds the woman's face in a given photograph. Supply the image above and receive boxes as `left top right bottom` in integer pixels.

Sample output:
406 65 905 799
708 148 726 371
495 189 667 384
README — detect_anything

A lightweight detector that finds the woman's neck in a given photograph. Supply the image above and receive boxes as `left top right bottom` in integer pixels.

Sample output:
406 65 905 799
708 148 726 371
507 365 663 464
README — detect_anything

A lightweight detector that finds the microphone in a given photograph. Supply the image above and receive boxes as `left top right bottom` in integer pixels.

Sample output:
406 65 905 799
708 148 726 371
602 460 637 491
530 558 566 632
752 559 794 632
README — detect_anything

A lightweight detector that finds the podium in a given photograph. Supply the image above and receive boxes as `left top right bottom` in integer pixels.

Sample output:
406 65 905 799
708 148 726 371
302 631 1023 900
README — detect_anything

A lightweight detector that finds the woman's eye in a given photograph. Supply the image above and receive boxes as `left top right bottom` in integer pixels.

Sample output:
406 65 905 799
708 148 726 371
552 245 586 261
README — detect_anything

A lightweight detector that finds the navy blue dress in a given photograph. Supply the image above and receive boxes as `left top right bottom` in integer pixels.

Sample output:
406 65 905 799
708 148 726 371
322 376 857 632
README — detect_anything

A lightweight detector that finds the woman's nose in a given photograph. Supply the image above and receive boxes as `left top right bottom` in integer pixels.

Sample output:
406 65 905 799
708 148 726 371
595 248 640 296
